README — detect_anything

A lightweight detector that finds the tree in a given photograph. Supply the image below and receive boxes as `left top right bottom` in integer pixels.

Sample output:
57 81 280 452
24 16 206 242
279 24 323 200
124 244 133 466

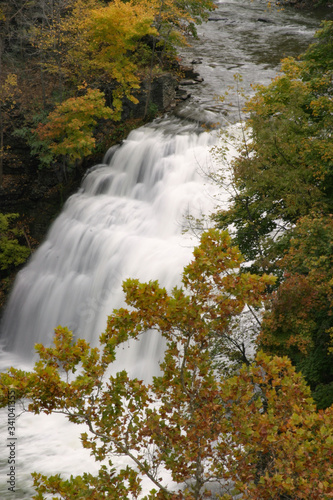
214 21 333 274
83 0 158 113
217 353 333 500
28 0 216 116
1 229 332 499
259 214 333 409
34 86 113 170
211 22 333 410
29 0 158 110
1 0 216 175
0 212 31 271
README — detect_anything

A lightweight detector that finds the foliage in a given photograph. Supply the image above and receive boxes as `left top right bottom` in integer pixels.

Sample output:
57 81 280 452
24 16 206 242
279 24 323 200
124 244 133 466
302 20 333 78
219 353 333 500
8 348 333 499
211 18 333 417
0 229 305 500
28 0 91 84
82 0 158 112
0 213 30 271
5 0 214 175
12 110 55 169
34 0 157 98
151 0 215 52
259 214 333 409
34 87 113 165
29 0 215 108
0 73 19 113
0 234 331 497
1 0 216 176
2 7 333 500
214 21 333 274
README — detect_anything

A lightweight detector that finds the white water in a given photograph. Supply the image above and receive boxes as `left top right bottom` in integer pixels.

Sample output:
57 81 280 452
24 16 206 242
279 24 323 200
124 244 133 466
1 121 223 365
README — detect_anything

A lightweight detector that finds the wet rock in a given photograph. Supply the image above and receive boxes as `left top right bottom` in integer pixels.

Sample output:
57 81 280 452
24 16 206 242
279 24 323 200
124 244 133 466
257 17 275 23
180 65 201 79
208 17 229 21
175 90 191 100
179 79 199 85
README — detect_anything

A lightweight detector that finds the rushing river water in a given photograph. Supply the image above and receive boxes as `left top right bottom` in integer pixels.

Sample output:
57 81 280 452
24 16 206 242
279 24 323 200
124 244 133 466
0 0 331 497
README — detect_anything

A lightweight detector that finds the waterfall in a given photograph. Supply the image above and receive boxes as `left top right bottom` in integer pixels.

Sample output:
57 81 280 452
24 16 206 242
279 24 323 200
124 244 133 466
0 119 224 376
0 118 230 499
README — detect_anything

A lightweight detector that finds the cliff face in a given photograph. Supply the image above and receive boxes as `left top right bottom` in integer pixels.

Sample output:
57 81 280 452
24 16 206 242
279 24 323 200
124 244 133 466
121 73 178 120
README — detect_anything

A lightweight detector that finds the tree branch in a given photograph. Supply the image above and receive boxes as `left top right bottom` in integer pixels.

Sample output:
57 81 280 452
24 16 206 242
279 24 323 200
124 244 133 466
83 414 172 496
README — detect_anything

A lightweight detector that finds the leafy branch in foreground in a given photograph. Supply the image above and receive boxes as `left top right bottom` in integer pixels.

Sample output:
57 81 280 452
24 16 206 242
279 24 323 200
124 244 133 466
1 229 332 499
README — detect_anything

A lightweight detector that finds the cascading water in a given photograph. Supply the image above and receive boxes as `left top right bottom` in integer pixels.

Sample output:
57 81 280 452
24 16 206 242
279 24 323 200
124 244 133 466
0 121 226 499
0 121 220 365
0 0 330 497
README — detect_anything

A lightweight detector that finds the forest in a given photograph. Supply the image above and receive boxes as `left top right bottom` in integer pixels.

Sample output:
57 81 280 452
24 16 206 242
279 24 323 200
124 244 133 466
1 0 333 498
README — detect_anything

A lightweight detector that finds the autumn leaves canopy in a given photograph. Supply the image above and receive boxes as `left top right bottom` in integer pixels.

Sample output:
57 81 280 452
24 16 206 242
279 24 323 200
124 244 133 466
1 0 215 172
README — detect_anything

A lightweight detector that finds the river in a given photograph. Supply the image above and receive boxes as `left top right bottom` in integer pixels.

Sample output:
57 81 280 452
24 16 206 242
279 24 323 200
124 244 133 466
0 0 331 497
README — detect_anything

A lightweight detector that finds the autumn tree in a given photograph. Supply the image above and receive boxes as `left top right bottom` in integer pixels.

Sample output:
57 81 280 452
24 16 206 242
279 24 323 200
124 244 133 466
0 212 31 272
217 353 333 500
20 0 160 166
2 0 216 174
28 0 80 100
209 21 333 415
1 229 332 499
28 0 216 115
259 214 333 409
82 0 158 113
0 0 74 108
0 228 271 498
34 86 113 171
29 0 158 110
29 0 98 94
